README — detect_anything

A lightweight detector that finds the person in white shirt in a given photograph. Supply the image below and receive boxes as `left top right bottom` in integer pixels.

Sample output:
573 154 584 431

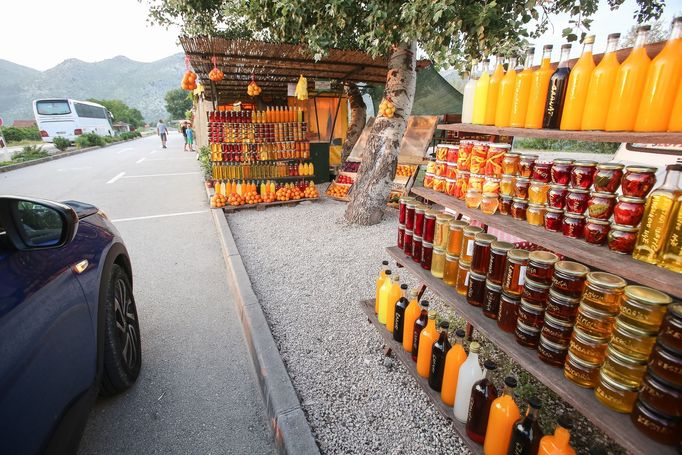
156 120 169 149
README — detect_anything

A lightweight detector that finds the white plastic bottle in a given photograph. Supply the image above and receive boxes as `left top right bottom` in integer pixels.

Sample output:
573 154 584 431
453 340 483 422
461 66 478 123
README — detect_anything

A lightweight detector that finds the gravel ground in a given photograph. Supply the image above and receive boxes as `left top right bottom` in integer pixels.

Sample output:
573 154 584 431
227 189 622 455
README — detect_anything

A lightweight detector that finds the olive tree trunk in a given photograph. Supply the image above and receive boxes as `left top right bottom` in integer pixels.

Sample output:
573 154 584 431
344 41 417 225
340 83 367 164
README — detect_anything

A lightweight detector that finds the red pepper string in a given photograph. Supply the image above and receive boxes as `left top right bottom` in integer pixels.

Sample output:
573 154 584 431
184 56 191 71
211 56 217 70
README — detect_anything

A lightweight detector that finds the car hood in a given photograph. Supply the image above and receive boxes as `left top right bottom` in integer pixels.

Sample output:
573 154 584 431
63 200 99 219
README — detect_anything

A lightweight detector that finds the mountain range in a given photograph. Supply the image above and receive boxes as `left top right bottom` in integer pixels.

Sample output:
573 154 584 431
0 53 185 125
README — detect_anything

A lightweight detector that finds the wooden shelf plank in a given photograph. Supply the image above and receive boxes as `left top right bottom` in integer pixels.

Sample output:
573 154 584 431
386 245 672 455
436 123 682 145
411 186 682 299
358 299 484 455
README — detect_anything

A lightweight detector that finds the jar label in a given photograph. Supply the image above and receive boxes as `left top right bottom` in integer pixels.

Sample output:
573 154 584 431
464 272 470 286
635 414 669 435
565 362 590 381
518 266 526 286
466 240 475 257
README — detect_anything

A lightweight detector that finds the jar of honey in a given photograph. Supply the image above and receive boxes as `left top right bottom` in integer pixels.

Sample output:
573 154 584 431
541 313 575 345
528 181 549 204
412 236 423 263
460 226 484 263
631 398 682 446
658 303 682 353
639 371 682 418
538 335 569 367
483 280 502 319
434 213 453 250
471 233 497 275
467 271 487 307
403 229 413 256
502 249 530 297
515 320 541 348
421 241 433 270
500 174 515 196
551 159 574 186
526 204 546 226
527 251 559 285
446 220 469 256
581 272 627 313
518 154 538 178
465 188 483 209
575 303 617 338
544 208 564 232
499 196 513 215
456 260 471 296
551 261 589 298
502 152 520 176
498 292 521 333
649 343 682 388
547 184 569 209
546 288 581 323
595 369 638 413
610 318 658 361
602 345 648 387
431 247 446 278
511 198 528 220
423 210 437 243
522 278 551 307
488 241 514 285
564 350 601 388
518 299 545 329
443 254 460 286
514 177 531 199
620 286 672 331
569 326 610 364
481 192 500 215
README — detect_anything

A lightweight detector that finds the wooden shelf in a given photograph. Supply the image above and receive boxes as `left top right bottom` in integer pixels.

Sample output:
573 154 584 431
386 246 672 455
358 299 483 455
437 123 682 145
220 196 319 212
411 186 682 299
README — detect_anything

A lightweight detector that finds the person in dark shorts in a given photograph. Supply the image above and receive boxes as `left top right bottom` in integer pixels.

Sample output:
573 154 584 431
180 121 188 151
156 120 168 149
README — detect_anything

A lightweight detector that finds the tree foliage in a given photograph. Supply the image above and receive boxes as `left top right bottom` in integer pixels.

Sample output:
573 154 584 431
164 89 193 120
621 17 670 48
87 99 145 128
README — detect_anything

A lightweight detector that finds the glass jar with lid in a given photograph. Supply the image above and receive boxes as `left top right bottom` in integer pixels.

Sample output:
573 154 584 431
551 159 574 185
528 181 549 204
546 288 581 323
502 249 530 297
443 254 460 286
601 345 648 387
610 318 658 361
518 299 545 330
413 205 426 237
620 285 672 331
565 188 589 214
570 160 597 189
470 142 488 174
430 247 446 278
481 192 500 215
531 161 552 183
622 165 657 198
586 192 616 220
398 196 415 225
403 229 413 256
575 303 617 338
580 272 626 313
469 174 485 192
511 198 528 220
583 218 610 245
595 369 638 413
460 226 484 263
659 303 682 353
522 278 551 307
412 236 423 263
514 177 531 199
631 398 682 445
397 224 405 249
551 261 589 297
544 208 564 232
483 281 502 319
457 140 473 171
487 241 514 285
405 201 416 231
547 184 569 208
455 170 470 199
467 271 487 307
613 196 646 226
500 174 516 196
639 371 682 418
564 351 601 388
498 292 521 333
527 251 560 285
648 343 682 388
456 260 471 296
538 335 569 367
499 195 513 215
569 326 610 364
433 213 453 250
502 152 520 176
526 204 546 226
423 209 437 243
446 178 457 196
541 313 574 346
446 220 469 256
471 233 497 275
518 154 538 178
515 320 541 348
562 213 585 239
593 162 625 193
466 188 483 209
607 223 639 254
421 241 433 270
424 172 435 189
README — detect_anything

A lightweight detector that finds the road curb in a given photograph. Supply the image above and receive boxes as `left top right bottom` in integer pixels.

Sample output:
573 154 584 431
207 189 320 455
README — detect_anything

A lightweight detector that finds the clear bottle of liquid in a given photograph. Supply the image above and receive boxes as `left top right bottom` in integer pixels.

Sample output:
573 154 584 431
538 415 576 455
377 270 394 324
441 328 467 406
634 164 682 264
582 33 621 130
485 57 506 125
466 360 499 443
543 44 572 129
605 25 651 131
428 321 452 391
635 17 682 132
525 45 554 129
495 57 518 127
484 376 521 455
385 274 402 333
393 284 410 342
462 66 479 124
507 396 544 455
403 289 421 353
560 36 595 130
659 190 682 272
375 260 390 314
411 300 430 362
454 341 483 422
416 311 439 378
473 59 491 124
509 48 536 128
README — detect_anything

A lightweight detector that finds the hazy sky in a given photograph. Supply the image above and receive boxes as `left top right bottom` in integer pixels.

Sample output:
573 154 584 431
0 0 680 71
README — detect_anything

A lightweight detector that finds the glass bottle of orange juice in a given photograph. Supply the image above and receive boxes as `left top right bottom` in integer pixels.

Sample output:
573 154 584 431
416 311 438 378
581 33 621 130
495 57 518 127
484 57 505 125
377 270 395 325
509 48 536 128
402 289 420 352
441 328 467 406
605 25 651 131
669 80 682 131
525 45 554 128
385 274 403 333
483 376 521 455
635 17 682 132
375 261 390 314
538 415 576 455
473 60 491 125
560 35 595 130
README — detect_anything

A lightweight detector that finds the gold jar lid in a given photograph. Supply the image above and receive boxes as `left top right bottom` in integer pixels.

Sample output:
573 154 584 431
585 217 610 226
504 152 521 157
529 179 548 186
564 213 586 220
549 183 568 190
617 195 645 204
553 158 574 165
567 350 601 368
517 319 541 333
520 299 544 313
615 317 658 338
599 369 639 392
606 344 648 367
414 205 426 213
470 270 487 280
590 191 616 199
399 196 416 203
516 177 531 183
436 212 453 221
520 154 539 160
501 173 516 178
486 280 502 291
586 272 627 290
529 250 560 265
573 160 597 167
482 192 499 199
549 288 581 305
425 209 439 218
491 241 515 253
528 203 547 209
669 303 682 319
540 334 569 351
474 232 497 245
445 253 459 260
508 249 530 262
554 261 589 277
572 326 611 345
433 246 446 253
547 207 564 214
512 197 529 203
458 259 472 267
625 165 657 173
610 223 640 233
544 312 575 328
567 187 589 194
463 226 484 236
579 302 617 319
449 219 469 229
624 286 672 307
596 163 625 170
525 277 551 291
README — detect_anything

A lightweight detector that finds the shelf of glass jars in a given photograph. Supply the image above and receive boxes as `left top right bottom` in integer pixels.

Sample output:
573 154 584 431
436 123 682 145
209 158 308 163
385 245 673 455
358 298 484 455
410 186 682 300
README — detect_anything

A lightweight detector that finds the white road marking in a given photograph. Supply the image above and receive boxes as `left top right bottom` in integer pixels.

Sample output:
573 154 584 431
122 172 200 179
106 172 126 184
116 147 133 154
111 210 207 223
136 157 146 164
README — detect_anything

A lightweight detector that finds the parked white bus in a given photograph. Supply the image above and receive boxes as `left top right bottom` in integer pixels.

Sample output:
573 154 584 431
33 99 114 143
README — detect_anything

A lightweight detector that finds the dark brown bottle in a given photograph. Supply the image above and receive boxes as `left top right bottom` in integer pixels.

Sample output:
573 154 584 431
543 44 572 129
507 396 543 455
393 284 409 342
428 321 452 391
412 300 430 362
466 360 499 443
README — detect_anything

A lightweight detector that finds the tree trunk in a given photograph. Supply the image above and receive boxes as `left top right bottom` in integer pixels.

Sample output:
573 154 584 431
344 41 417 226
340 83 367 164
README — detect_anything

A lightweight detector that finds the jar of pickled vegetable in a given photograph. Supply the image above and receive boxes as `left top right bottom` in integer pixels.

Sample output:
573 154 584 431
514 177 531 199
436 145 448 161
547 184 568 209
518 299 545 329
581 272 626 313
613 196 645 226
515 320 541 349
446 162 458 180
488 241 514 285
483 280 503 319
532 161 552 183
562 213 585 239
659 304 682 353
594 163 624 193
527 204 546 226
565 188 589 214
435 160 447 177
446 145 459 163
569 326 609 364
622 166 657 198
528 181 549 205
607 224 639 254
412 235 423 263
481 192 500 215
446 178 457 196
457 140 473 171
502 152 520 175
595 369 638 413
551 261 589 297
431 247 446 278
586 192 616 220
518 154 538 178
485 144 508 177
414 205 425 237
470 142 488 175
500 196 513 215
551 159 574 185
461 225 484 263
443 254 460 286
467 271 487 307
434 213 452 250
468 174 485 192
421 241 433 270
583 218 610 245
455 170 470 199
575 303 617 338
426 160 437 174
446 220 469 256
423 172 435 189
564 350 601 388
639 371 682 418
544 208 564 232
471 233 497 275
541 313 574 345
602 345 648 387
511 198 528 220
631 398 682 445
502 249 530 297
483 177 500 194
546 288 581 322
423 210 437 243
610 318 657 361
570 160 597 189
456 260 471 296
649 343 682 388
538 335 569 367
620 285 672 331
498 292 521 333
433 175 446 193
527 251 560 285
500 174 515 197
397 224 405 249
403 229 413 256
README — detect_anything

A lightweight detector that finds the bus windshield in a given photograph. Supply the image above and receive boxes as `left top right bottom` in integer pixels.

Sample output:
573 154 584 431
36 100 71 115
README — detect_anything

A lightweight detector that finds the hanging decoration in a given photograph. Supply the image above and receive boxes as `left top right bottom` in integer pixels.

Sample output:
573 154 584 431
181 56 197 91
379 97 395 118
247 75 262 97
295 74 308 101
208 56 224 82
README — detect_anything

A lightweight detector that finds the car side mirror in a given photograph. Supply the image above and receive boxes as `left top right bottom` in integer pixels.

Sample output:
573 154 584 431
0 196 79 251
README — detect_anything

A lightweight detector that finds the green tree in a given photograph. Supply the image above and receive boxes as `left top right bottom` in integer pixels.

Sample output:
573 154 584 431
87 99 145 128
164 89 193 120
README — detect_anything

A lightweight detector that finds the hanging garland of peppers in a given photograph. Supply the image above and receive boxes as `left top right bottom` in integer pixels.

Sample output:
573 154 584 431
208 56 224 82
181 56 197 91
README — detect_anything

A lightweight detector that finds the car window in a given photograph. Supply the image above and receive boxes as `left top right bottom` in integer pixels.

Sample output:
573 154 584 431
16 201 63 247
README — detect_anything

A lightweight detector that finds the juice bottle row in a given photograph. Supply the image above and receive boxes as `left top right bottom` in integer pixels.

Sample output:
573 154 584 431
208 106 304 123
462 17 682 132
210 142 311 162
211 161 315 180
213 179 315 198
208 121 307 143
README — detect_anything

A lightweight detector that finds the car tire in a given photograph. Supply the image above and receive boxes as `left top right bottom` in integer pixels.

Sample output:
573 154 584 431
100 264 141 396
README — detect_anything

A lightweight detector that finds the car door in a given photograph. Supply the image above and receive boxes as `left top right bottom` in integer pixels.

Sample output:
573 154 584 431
0 203 97 454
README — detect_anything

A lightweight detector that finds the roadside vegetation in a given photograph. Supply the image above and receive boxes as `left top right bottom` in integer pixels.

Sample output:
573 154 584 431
514 137 619 154
0 126 42 145
0 145 49 166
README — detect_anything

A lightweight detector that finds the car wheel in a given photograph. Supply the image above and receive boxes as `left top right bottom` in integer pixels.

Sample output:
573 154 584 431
100 264 141 396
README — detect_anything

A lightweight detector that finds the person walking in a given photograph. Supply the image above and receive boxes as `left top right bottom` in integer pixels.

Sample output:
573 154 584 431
156 119 168 149
180 121 188 151
186 123 195 152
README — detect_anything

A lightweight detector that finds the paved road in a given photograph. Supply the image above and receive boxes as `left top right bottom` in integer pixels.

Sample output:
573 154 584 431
0 133 275 454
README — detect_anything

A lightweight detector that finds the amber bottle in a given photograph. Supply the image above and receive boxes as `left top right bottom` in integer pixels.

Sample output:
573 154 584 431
466 360 499 443
507 396 543 455
429 321 452 391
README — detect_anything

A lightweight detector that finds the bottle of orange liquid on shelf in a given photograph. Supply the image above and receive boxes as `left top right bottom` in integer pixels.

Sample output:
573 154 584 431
509 47 535 128
483 376 521 455
538 415 576 455
374 261 390 314
669 80 682 131
440 328 467 406
560 35 595 130
416 311 438 378
402 289 420 353
581 33 621 130
377 271 396 325
484 56 505 125
472 59 491 124
635 17 682 132
385 274 402 333
495 57 518 127
525 45 554 128
605 25 651 131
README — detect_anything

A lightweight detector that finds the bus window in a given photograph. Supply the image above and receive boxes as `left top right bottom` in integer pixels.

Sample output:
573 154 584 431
74 103 107 119
36 100 71 115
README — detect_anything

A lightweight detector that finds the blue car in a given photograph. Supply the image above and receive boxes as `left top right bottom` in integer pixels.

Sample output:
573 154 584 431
0 196 141 454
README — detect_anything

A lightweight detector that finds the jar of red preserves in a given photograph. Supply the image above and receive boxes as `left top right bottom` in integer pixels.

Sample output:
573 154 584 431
446 145 459 163
570 160 597 189
613 196 646 227
518 154 538 178
594 163 624 193
622 166 657 198
551 159 574 185
547 184 569 209
586 192 616 220
562 213 586 239
544 208 564 232
607 224 639 254
565 188 589 214
584 218 610 245
532 161 552 183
